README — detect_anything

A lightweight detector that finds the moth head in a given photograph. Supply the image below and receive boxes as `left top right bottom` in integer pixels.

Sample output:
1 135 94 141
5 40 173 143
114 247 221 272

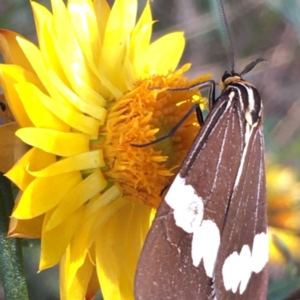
219 71 242 90
220 58 266 91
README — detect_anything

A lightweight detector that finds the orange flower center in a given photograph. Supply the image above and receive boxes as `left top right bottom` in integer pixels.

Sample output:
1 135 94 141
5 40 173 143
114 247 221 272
93 65 211 208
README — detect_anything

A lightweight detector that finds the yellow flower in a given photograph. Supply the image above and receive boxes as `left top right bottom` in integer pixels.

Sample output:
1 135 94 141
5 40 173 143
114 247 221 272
0 0 209 298
267 165 300 275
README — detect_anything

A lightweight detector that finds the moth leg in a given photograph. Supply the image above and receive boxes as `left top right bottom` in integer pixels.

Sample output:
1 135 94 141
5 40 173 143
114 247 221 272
131 103 200 147
168 79 216 110
131 80 216 148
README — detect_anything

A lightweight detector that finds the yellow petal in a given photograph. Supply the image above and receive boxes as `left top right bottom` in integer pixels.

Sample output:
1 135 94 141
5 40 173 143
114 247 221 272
96 201 153 299
32 1 73 90
0 64 42 126
143 32 185 75
14 83 69 131
86 268 100 300
49 0 101 95
39 90 102 137
132 1 152 48
95 202 132 299
40 206 84 270
32 2 68 82
15 34 61 98
69 196 127 292
12 171 82 218
17 82 102 137
67 0 119 101
6 147 56 190
0 122 27 173
31 1 53 46
130 3 152 77
50 0 86 68
8 191 44 238
16 128 90 156
0 29 35 71
44 168 108 231
8 216 44 238
93 0 110 45
47 69 107 121
120 202 155 272
60 246 96 300
100 0 137 91
68 0 101 69
33 2 102 107
15 30 95 110
29 150 105 177
8 191 43 238
18 26 103 116
66 222 95 291
94 0 129 98
68 185 122 269
83 184 122 218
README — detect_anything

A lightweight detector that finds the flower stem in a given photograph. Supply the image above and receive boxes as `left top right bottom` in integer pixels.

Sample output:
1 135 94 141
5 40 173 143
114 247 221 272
0 173 29 300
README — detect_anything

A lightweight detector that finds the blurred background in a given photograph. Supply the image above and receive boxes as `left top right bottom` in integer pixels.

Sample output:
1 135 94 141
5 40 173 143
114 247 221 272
0 0 299 299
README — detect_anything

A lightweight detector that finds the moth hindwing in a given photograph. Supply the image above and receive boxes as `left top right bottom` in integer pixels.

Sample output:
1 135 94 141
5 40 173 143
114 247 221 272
134 1 268 300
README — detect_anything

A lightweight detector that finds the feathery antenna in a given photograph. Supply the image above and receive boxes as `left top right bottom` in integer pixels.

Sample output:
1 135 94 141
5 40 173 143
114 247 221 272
215 0 236 73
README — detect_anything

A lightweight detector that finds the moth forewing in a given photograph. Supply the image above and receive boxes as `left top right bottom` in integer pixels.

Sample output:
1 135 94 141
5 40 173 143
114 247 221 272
213 117 268 300
135 76 268 299
134 0 268 298
135 200 213 300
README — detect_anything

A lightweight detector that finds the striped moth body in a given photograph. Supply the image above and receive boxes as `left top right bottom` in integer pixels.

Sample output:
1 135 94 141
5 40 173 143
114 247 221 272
134 67 268 299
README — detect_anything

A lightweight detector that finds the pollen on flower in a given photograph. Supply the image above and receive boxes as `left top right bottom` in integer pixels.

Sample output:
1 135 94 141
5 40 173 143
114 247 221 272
95 65 211 208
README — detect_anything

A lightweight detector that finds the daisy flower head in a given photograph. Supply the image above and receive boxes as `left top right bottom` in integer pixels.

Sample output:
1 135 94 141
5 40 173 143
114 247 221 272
0 0 209 298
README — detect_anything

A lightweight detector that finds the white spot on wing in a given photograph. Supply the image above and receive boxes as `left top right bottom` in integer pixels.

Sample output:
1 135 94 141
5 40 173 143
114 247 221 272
252 232 269 273
192 220 220 276
166 174 204 233
239 245 252 293
222 232 268 294
222 251 241 293
165 175 221 277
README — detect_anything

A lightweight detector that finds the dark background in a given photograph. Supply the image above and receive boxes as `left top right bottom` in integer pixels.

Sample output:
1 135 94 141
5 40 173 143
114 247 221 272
0 0 299 299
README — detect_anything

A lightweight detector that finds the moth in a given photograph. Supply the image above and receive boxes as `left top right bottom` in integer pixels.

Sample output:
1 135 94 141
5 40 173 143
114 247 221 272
134 1 268 299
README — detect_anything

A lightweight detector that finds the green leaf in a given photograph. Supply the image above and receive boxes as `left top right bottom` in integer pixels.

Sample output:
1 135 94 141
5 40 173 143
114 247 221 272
0 173 29 300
